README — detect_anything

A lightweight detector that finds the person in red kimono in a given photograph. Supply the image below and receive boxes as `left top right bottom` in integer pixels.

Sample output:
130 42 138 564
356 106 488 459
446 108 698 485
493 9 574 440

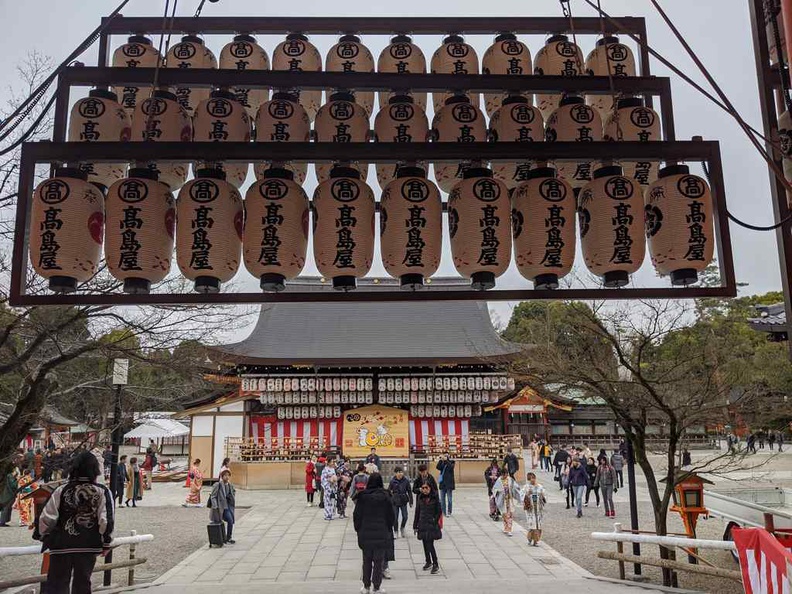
305 454 317 507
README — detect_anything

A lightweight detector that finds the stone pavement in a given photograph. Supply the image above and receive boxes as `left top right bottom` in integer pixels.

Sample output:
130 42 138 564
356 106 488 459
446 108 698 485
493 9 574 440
150 488 669 593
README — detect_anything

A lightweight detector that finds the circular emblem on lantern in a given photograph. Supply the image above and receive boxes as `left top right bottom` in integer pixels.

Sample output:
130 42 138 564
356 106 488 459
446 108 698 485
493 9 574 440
677 175 706 198
451 103 478 123
557 41 578 57
390 43 412 60
329 101 355 121
570 104 594 124
607 44 630 62
230 42 253 58
501 40 524 55
259 179 289 200
389 103 415 121
511 104 535 124
268 100 294 119
337 43 359 59
283 40 306 57
207 98 233 118
330 179 361 202
472 178 502 202
447 43 469 58
400 179 430 202
40 180 70 204
189 180 220 203
630 107 656 129
123 44 146 58
539 178 568 202
173 43 196 60
644 204 664 237
118 180 150 203
604 176 635 200
78 98 106 119
141 98 167 116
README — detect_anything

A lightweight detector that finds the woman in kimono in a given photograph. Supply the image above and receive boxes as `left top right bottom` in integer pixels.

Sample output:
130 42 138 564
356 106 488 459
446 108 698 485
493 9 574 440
124 457 142 507
335 457 353 519
14 469 35 527
523 472 546 546
184 459 203 506
484 459 501 521
492 467 521 536
320 457 338 520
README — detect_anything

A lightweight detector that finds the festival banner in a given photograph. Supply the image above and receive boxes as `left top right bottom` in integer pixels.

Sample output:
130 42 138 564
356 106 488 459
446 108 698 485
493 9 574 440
342 405 409 458
733 527 792 593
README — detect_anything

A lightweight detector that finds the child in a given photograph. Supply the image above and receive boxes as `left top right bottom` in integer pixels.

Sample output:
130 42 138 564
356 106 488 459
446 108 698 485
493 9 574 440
413 481 441 574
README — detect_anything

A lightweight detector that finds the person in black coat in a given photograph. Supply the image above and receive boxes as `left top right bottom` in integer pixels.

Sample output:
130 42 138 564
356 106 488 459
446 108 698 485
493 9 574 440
436 453 456 516
412 463 438 494
353 473 394 594
413 481 442 574
503 448 519 479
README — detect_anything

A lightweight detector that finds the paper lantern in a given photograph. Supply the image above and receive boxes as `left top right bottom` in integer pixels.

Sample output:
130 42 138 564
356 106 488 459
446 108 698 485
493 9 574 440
165 35 217 114
585 36 637 119
534 34 584 121
176 169 243 293
482 33 532 116
131 89 193 191
545 95 603 189
30 168 104 293
373 95 429 188
312 166 375 290
779 110 792 206
645 165 714 285
314 91 369 183
192 90 252 188
326 35 375 117
430 35 480 113
604 98 662 190
243 168 310 292
380 166 442 289
253 92 311 184
112 35 161 112
68 89 131 192
105 168 175 294
272 33 322 121
448 168 511 289
219 34 270 118
511 167 576 289
578 165 645 287
377 35 427 111
432 95 487 192
489 96 544 188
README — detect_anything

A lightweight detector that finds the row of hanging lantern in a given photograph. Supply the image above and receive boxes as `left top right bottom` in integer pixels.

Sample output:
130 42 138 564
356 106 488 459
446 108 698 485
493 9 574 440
276 406 344 420
379 391 495 405
260 392 373 405
112 31 635 120
409 405 483 418
29 160 715 296
241 376 375 392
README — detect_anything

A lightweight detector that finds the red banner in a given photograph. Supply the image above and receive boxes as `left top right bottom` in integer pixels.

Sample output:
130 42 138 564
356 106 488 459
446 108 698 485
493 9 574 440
734 527 792 593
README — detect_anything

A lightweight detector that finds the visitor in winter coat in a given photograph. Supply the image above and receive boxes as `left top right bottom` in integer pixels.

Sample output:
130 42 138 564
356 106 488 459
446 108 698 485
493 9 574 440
552 446 570 482
594 458 618 517
351 462 369 502
584 457 600 507
413 481 442 574
353 473 394 594
305 455 317 507
436 454 456 516
388 467 413 537
610 450 625 487
568 458 589 518
412 464 438 494
503 448 519 478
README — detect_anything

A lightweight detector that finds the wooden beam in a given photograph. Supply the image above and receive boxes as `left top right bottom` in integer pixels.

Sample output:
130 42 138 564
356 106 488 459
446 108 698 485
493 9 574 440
596 551 742 582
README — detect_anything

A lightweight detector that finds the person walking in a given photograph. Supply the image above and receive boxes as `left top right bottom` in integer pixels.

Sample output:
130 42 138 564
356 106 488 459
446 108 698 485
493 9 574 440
541 442 552 472
365 448 382 472
351 462 369 502
412 464 438 494
209 469 236 544
594 457 618 518
388 466 413 538
552 445 569 485
115 455 127 506
568 458 588 518
413 480 442 574
681 449 692 469
321 457 338 520
353 473 394 594
493 469 521 537
0 465 19 527
39 451 114 594
436 453 456 516
305 455 317 507
503 447 519 479
769 432 776 451
611 449 625 488
14 469 35 527
522 472 546 546
336 458 353 519
584 457 600 507
315 456 326 509
778 431 785 452
484 459 501 521
124 457 141 507
184 459 203 507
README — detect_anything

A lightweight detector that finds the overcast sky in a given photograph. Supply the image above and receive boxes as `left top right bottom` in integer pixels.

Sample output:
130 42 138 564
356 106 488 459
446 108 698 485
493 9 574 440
0 0 781 340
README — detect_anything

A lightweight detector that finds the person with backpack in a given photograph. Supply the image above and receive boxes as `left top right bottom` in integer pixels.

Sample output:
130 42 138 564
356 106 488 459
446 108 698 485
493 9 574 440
38 451 114 593
436 453 456 516
413 480 442 574
388 466 413 538
351 462 369 502
209 469 236 544
353 473 394 594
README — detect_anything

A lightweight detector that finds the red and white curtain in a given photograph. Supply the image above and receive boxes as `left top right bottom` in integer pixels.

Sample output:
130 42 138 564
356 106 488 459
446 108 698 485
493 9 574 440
409 418 470 449
249 416 341 447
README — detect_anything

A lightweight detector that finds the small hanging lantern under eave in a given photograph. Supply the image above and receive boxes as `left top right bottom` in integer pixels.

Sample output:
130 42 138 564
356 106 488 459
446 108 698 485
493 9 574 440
604 97 662 190
511 167 576 289
545 95 603 189
176 168 243 293
777 110 792 206
165 35 218 115
131 89 193 192
30 168 104 293
326 34 376 117
430 34 480 114
105 168 175 294
192 89 252 189
219 34 270 118
645 164 714 286
578 164 645 287
448 168 512 290
112 35 162 112
380 166 443 290
534 34 584 122
254 92 311 184
482 33 533 117
243 167 310 292
314 91 369 183
272 33 323 121
312 166 376 291
68 88 132 193
377 34 427 111
585 35 637 119
489 95 543 189
373 95 429 188
432 94 488 193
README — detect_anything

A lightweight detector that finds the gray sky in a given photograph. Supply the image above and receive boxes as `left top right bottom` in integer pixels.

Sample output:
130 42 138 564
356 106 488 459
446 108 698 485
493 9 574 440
0 0 780 340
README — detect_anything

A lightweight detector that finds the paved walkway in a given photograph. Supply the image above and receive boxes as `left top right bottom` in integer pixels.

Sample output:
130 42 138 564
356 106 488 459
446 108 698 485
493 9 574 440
151 488 668 593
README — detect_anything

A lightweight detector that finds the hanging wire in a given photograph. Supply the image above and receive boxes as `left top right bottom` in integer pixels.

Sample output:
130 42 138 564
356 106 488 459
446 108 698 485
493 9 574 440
559 0 585 76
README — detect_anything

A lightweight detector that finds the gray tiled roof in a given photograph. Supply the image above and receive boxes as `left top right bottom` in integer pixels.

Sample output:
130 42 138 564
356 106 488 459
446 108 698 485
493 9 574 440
211 301 523 366
748 303 788 333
